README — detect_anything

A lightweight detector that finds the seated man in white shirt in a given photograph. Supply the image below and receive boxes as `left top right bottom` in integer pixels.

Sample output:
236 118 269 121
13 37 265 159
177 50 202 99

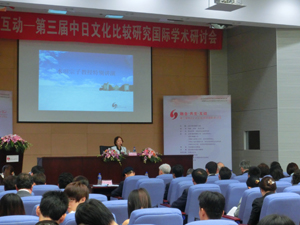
15 173 34 197
64 181 89 213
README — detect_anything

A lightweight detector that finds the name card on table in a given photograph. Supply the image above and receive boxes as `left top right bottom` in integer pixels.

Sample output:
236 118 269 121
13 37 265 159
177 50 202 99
102 180 113 185
129 152 137 156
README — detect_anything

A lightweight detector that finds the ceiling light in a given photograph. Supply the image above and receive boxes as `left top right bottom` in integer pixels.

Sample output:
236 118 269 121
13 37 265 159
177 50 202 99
206 0 245 12
48 9 67 14
105 15 124 19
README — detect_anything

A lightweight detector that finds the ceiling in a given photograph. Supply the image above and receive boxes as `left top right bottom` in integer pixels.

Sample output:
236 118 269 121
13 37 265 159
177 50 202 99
1 0 300 28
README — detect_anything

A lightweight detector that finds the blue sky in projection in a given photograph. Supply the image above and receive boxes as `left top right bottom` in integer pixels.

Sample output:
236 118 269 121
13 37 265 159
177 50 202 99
39 50 133 88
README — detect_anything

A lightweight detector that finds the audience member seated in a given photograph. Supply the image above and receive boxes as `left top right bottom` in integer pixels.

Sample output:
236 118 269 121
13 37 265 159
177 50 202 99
287 162 299 176
248 166 261 178
163 164 184 200
217 162 225 172
111 167 135 197
2 164 14 178
73 175 90 192
270 161 281 168
0 193 25 216
3 175 17 190
248 177 277 225
122 188 152 225
33 173 46 185
16 173 34 197
270 165 284 181
36 191 68 225
257 163 270 178
239 160 251 175
198 191 225 220
75 199 117 225
218 167 232 180
64 181 89 213
205 161 218 176
159 163 171 175
111 136 127 154
234 176 260 217
58 172 74 189
186 168 193 176
257 214 295 225
291 169 300 185
171 168 207 212
31 165 45 176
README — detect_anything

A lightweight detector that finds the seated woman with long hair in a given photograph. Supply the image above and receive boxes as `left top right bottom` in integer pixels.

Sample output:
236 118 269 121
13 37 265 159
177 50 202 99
0 193 25 216
122 188 152 225
248 177 277 225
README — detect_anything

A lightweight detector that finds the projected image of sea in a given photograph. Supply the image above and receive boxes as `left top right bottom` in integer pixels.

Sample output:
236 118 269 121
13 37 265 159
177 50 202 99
38 50 133 112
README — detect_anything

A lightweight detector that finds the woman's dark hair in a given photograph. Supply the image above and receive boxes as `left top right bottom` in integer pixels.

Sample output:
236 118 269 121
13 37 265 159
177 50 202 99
270 161 281 169
287 163 299 176
292 169 300 185
75 199 114 225
257 214 295 225
246 176 260 188
114 136 123 146
127 188 152 217
0 193 25 216
258 163 270 178
270 165 284 181
259 177 277 192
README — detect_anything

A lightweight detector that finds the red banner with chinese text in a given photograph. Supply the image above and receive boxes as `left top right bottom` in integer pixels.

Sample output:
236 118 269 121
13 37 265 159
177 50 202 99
0 11 222 50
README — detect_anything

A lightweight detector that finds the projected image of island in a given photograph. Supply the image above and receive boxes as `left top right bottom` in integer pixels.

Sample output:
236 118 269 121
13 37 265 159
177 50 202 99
38 50 133 112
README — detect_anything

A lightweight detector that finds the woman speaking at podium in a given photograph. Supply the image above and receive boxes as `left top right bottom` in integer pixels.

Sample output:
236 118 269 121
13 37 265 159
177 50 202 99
111 136 127 154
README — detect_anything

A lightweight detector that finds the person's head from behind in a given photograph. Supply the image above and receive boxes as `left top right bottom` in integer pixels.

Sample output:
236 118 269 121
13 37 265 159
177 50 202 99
218 167 231 180
248 166 261 178
128 188 152 217
31 165 45 175
258 163 270 178
158 163 171 175
73 175 90 189
239 160 251 173
76 199 117 225
58 172 74 189
0 193 25 216
36 191 69 224
33 173 46 185
287 162 299 176
171 164 184 178
205 161 218 175
16 173 34 192
2 165 14 178
270 165 284 181
270 161 281 169
259 177 277 195
3 175 16 191
217 162 225 172
257 214 295 225
192 168 208 184
186 168 194 176
198 191 225 220
246 176 260 188
292 169 300 185
64 181 89 213
122 167 135 178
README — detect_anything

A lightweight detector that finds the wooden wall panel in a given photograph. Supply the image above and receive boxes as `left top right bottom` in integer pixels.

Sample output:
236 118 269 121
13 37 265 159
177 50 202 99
0 39 208 173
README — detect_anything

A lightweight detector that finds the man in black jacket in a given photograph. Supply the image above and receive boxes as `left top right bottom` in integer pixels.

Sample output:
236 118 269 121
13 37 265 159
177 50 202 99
111 167 135 197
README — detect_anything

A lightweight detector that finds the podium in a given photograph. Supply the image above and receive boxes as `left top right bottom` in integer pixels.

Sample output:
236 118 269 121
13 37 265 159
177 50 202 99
38 155 193 185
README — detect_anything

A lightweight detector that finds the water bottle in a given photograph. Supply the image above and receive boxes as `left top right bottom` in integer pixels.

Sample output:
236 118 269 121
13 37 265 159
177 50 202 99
97 173 102 185
133 147 136 152
145 171 148 176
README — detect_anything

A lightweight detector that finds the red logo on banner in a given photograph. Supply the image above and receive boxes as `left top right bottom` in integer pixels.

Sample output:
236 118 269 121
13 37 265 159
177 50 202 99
170 110 178 120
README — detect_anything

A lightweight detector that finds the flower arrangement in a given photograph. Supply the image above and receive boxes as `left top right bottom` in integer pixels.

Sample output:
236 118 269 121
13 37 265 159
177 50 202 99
100 148 125 166
139 147 162 164
0 134 31 153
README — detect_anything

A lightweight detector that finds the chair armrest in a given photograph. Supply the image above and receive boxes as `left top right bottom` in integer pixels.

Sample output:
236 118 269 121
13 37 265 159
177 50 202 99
160 203 171 207
222 215 242 222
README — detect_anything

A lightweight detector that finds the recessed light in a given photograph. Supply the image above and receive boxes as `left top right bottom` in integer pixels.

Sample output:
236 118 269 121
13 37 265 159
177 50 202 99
105 15 124 19
48 9 67 14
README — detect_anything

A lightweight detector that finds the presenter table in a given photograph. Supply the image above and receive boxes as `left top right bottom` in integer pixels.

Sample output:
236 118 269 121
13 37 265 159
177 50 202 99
38 155 193 185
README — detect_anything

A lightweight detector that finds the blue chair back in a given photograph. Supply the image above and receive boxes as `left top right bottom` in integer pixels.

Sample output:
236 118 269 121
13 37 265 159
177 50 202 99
156 174 173 186
122 175 149 199
233 174 248 182
61 213 76 225
283 185 300 195
231 172 236 179
260 192 300 225
135 178 165 207
128 208 183 225
0 215 39 225
32 184 60 196
31 204 39 216
0 190 17 199
238 187 261 222
185 184 221 223
275 181 292 192
214 180 240 196
206 175 219 184
21 196 42 215
103 199 128 224
174 180 193 204
168 177 192 203
279 177 292 183
224 183 247 213
186 219 238 225
0 186 4 193
89 193 108 202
